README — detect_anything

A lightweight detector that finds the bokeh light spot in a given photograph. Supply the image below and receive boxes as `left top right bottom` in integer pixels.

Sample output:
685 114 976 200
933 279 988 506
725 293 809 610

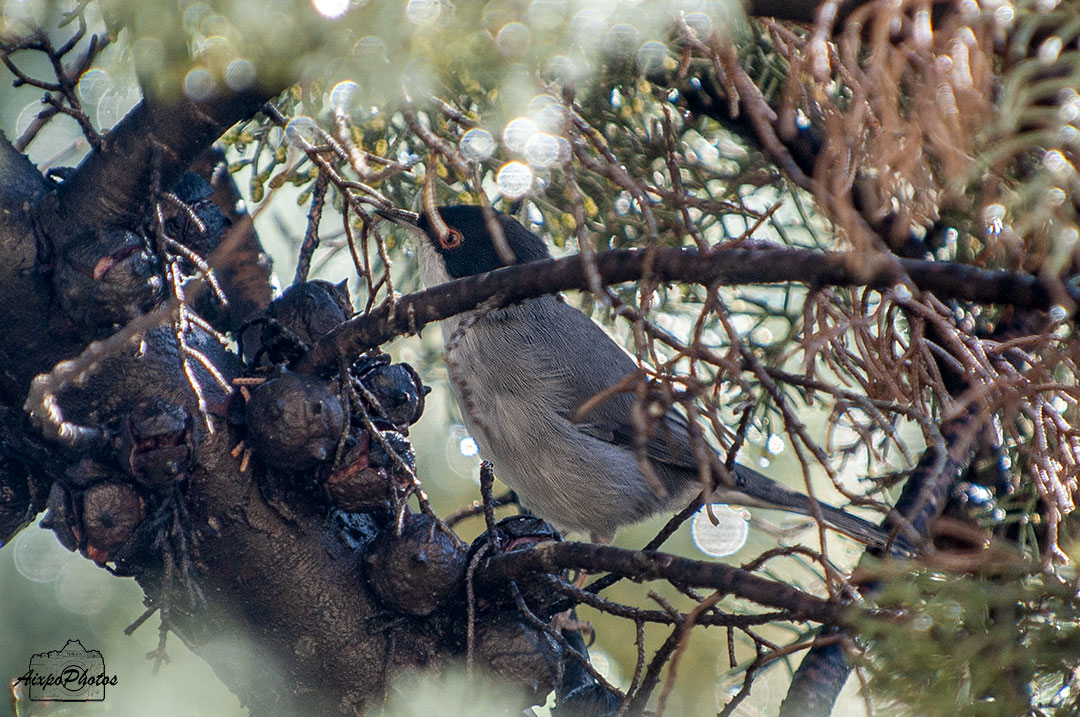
495 22 531 58
496 161 533 198
225 59 256 90
77 68 112 105
329 81 361 114
406 0 441 25
502 117 538 152
14 527 74 583
312 0 350 18
524 133 560 167
459 437 478 457
691 504 749 558
285 116 320 149
635 40 668 73
183 68 216 101
460 128 496 162
56 558 115 615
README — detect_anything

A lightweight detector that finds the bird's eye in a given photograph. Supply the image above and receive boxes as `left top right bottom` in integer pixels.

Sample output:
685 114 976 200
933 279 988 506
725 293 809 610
440 228 463 250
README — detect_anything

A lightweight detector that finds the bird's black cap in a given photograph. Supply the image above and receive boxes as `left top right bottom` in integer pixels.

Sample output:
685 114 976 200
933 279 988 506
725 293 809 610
382 205 551 279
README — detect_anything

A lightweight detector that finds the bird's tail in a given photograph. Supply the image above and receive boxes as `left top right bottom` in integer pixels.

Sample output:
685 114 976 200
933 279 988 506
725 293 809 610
715 463 912 556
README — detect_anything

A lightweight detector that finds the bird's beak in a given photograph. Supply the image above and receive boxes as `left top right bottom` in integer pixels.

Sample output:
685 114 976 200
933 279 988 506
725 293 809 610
374 207 421 227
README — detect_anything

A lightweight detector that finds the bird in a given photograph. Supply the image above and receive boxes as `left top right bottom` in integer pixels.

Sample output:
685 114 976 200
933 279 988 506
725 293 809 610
380 204 902 550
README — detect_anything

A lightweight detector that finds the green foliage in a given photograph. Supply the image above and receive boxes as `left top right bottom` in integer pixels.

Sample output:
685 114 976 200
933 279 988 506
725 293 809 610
855 560 1080 715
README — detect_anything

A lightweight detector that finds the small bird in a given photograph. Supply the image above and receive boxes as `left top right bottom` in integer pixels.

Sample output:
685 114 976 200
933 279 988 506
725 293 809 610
381 204 899 549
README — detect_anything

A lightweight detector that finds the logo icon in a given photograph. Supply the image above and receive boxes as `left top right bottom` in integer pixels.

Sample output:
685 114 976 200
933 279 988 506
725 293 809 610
14 640 117 702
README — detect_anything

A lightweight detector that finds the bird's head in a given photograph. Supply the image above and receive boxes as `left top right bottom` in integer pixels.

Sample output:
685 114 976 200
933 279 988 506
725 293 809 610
378 205 550 283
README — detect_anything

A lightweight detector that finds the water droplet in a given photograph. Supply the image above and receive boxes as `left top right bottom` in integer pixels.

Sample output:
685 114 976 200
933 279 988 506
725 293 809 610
587 647 613 678
285 116 320 149
14 527 75 583
555 136 571 163
692 504 749 557
503 117 538 152
312 0 350 18
406 0 441 25
495 22 531 58
982 203 1005 222
766 434 785 455
329 80 361 114
958 0 979 16
893 283 913 301
183 68 216 101
445 425 481 482
524 133 560 167
609 87 623 109
1050 305 1068 322
497 161 533 198
460 128 496 161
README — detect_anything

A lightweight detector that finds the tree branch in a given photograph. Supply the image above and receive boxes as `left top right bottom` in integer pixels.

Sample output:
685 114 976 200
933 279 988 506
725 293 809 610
299 243 1072 374
479 541 842 623
37 89 274 251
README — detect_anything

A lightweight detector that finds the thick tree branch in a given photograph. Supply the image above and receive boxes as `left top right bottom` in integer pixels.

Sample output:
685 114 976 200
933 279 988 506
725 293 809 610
0 130 51 404
37 89 275 251
299 243 1073 374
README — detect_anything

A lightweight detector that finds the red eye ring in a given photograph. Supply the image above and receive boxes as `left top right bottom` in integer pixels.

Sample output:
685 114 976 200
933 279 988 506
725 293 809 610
440 228 463 250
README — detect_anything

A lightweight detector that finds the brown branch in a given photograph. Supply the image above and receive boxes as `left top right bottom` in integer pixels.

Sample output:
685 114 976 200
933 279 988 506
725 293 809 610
478 541 843 622
297 243 1073 374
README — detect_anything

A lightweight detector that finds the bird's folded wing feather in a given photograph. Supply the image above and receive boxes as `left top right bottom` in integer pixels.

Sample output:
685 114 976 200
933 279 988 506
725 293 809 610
542 299 701 473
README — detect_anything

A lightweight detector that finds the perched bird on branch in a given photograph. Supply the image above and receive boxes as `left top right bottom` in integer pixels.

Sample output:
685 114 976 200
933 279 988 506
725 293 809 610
381 204 902 550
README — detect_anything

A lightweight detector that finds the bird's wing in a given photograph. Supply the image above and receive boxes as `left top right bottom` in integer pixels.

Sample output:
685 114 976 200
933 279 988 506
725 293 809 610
542 299 700 473
540 298 912 553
